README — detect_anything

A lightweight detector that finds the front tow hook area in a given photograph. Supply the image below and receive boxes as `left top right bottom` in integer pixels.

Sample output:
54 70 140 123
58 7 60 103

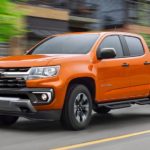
0 97 36 113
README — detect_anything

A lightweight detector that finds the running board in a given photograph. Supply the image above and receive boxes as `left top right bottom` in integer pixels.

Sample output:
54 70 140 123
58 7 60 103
97 98 150 109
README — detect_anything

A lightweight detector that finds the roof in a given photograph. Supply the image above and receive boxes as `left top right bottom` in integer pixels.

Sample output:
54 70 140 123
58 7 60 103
51 31 141 38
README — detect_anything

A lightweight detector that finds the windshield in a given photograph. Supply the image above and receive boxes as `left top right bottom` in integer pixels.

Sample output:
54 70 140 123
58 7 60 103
28 34 99 55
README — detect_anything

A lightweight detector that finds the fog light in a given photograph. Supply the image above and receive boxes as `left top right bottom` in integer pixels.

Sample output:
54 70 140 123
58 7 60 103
32 90 53 104
41 93 48 101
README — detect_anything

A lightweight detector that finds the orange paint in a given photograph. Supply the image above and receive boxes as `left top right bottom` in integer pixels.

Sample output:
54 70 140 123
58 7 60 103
0 32 149 111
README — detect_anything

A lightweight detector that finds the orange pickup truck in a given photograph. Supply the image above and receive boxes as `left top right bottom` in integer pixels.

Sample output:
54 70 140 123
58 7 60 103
0 32 149 130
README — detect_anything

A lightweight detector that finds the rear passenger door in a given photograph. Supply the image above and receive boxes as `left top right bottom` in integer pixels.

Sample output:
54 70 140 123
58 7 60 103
122 36 149 98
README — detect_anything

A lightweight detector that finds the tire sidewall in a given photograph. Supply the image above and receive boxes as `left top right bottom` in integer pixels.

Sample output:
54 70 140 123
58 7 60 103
67 85 92 130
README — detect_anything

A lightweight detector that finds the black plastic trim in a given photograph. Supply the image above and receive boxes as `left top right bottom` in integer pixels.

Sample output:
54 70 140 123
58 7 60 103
119 35 130 56
96 98 150 110
0 110 62 121
0 88 55 106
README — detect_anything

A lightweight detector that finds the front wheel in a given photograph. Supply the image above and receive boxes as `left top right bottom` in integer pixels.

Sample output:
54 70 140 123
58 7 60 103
61 84 92 130
0 115 18 126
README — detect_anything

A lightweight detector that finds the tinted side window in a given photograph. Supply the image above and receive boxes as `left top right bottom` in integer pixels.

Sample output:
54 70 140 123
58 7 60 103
125 36 144 56
100 36 124 58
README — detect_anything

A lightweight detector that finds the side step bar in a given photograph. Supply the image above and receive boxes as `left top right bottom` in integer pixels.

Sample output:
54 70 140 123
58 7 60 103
97 98 150 109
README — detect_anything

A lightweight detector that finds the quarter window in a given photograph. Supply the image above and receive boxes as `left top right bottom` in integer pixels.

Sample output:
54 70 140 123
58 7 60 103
100 36 124 58
125 36 144 56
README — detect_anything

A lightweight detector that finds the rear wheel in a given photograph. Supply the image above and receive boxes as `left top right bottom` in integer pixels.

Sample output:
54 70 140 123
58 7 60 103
0 115 18 126
61 84 92 130
94 106 111 114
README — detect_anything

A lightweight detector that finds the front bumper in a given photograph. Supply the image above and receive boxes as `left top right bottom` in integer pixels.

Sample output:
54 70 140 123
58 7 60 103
0 88 61 120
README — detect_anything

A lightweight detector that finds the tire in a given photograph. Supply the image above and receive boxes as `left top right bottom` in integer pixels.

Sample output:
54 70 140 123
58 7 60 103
94 106 111 114
0 115 18 126
61 84 92 130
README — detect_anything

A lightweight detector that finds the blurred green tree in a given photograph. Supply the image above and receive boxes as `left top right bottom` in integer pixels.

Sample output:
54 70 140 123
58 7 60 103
141 33 150 48
0 0 25 42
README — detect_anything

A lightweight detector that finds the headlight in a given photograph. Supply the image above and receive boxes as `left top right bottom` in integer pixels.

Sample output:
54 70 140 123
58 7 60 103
27 66 60 80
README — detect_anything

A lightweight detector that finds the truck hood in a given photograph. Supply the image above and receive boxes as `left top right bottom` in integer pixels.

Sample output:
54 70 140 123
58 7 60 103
0 54 86 68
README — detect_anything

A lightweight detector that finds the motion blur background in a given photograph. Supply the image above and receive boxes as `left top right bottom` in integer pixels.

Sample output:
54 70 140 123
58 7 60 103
0 0 150 56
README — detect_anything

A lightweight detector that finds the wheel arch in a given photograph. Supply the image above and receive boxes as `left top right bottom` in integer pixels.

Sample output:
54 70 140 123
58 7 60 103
66 77 96 103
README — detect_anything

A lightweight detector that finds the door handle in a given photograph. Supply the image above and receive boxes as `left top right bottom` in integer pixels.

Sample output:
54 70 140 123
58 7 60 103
144 61 150 65
122 63 129 67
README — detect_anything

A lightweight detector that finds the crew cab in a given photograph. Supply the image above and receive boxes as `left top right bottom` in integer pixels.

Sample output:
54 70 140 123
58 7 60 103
0 32 149 130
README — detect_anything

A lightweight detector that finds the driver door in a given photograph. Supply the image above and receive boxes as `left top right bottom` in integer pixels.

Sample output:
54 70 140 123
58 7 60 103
97 35 131 102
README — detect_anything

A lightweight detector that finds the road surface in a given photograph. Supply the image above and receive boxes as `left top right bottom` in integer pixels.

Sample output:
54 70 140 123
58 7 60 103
0 105 150 150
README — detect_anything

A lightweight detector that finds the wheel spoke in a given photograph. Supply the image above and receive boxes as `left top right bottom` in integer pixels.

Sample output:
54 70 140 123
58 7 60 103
79 94 83 103
74 93 90 123
81 95 88 105
82 104 89 112
74 105 78 114
79 112 83 122
82 114 86 122
76 112 81 122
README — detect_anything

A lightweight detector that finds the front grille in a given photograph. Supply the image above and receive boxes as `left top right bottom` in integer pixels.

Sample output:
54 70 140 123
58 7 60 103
0 68 30 72
0 78 26 88
0 68 29 88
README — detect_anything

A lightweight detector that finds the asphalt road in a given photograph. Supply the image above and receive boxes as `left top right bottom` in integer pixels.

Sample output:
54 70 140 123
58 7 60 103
0 105 150 150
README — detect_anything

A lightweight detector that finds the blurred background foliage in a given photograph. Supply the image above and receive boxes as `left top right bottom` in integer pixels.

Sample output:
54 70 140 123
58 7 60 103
0 0 25 42
141 33 150 47
0 0 150 55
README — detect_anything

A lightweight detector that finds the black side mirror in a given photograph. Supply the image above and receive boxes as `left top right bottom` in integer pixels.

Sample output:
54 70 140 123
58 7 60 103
97 48 117 59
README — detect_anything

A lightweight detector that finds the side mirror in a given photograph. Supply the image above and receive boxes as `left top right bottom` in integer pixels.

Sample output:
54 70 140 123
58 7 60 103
97 48 117 59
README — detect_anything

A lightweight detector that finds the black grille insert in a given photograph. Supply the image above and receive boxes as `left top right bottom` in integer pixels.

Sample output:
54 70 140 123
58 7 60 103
0 77 26 88
0 68 30 72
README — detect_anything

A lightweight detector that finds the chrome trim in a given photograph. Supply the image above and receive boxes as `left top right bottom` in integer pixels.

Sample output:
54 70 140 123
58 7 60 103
0 66 60 79
0 71 30 79
1 72 29 76
0 97 23 101
32 91 53 103
0 97 36 112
